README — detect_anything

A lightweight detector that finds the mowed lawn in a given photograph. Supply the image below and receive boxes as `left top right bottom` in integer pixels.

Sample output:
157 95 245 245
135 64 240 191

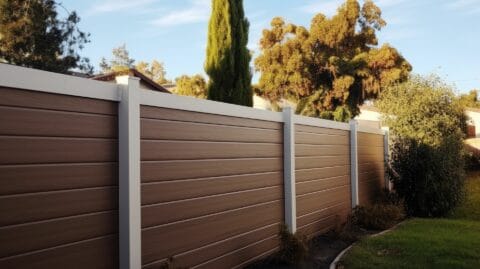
340 172 480 269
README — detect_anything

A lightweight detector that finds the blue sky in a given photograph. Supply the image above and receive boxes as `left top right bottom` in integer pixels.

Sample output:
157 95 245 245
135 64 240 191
62 0 480 93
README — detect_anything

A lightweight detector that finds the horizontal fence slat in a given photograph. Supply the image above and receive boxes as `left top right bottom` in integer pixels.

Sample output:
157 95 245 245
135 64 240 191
0 163 117 195
141 140 282 161
295 156 350 170
357 132 384 147
142 186 282 228
295 125 349 136
141 106 282 130
0 137 117 164
143 224 279 269
295 165 350 182
142 172 282 205
297 214 342 238
296 185 350 216
142 158 283 183
296 202 350 228
195 236 279 269
0 87 117 115
296 175 350 195
0 106 117 138
0 211 117 259
358 162 384 174
359 170 384 183
0 187 118 226
141 118 282 143
0 235 118 269
295 144 349 157
358 152 384 165
358 178 384 205
295 132 349 145
141 201 282 265
357 145 384 156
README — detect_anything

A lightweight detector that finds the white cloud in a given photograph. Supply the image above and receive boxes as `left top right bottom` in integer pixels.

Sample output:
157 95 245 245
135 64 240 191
445 0 480 14
299 0 343 16
150 0 210 27
87 0 156 15
300 0 410 16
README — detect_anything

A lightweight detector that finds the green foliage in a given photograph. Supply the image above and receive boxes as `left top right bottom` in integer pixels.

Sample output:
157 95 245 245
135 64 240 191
450 171 480 221
352 204 405 231
0 0 92 73
100 44 170 84
99 44 135 73
205 0 252 106
458 89 480 109
378 75 467 217
136 60 170 85
254 0 411 122
278 224 308 265
174 74 207 99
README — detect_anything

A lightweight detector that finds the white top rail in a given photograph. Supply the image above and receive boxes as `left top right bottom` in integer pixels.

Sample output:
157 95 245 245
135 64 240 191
357 124 386 135
293 114 350 131
140 89 284 122
0 63 120 101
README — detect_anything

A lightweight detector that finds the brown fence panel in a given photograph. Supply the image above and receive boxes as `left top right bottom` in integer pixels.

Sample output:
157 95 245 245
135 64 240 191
0 88 119 268
294 124 351 238
140 106 284 269
357 132 385 205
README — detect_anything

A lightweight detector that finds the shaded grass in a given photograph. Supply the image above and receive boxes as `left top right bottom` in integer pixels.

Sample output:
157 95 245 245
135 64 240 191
450 170 480 221
340 172 480 269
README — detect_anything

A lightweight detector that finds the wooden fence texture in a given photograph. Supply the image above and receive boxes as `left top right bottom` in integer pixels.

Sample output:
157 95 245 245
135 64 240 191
295 124 352 237
140 106 284 268
0 88 119 268
0 65 388 269
357 132 385 205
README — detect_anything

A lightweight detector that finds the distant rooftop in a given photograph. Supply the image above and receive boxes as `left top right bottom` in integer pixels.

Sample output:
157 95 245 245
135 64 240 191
91 69 170 93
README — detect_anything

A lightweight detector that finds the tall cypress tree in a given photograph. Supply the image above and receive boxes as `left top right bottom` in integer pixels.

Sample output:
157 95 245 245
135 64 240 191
205 0 252 107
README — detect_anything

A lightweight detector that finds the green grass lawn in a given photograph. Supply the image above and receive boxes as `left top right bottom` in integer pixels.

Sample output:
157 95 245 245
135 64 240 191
339 171 480 269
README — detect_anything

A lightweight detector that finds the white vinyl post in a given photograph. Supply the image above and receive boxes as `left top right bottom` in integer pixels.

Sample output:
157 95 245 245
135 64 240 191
383 128 392 191
118 77 141 269
283 106 297 233
349 120 359 208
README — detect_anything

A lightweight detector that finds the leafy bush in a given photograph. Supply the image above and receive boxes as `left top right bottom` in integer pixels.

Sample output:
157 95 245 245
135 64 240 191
378 75 466 217
389 137 466 217
278 224 309 265
352 202 405 230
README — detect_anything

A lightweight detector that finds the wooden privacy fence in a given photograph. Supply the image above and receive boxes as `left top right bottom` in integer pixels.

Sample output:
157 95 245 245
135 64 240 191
0 64 388 269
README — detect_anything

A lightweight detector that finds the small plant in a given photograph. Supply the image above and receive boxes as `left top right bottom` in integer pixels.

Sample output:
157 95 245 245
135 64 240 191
278 224 309 265
352 201 405 230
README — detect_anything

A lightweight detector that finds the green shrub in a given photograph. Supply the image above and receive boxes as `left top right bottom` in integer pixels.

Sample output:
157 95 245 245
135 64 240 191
352 202 405 230
377 75 466 217
389 137 466 217
277 224 308 265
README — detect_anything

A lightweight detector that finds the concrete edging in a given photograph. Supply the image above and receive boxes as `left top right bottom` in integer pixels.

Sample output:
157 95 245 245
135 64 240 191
329 220 407 269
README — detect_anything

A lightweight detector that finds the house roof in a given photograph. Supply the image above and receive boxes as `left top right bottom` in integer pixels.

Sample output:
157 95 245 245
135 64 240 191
91 69 171 93
466 107 480 113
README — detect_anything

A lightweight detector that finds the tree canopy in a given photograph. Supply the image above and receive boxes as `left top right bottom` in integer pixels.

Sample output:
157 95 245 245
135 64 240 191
458 89 480 109
205 0 252 106
100 44 170 84
136 60 170 85
377 75 466 217
254 0 411 121
174 74 207 99
0 0 92 74
99 44 134 73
